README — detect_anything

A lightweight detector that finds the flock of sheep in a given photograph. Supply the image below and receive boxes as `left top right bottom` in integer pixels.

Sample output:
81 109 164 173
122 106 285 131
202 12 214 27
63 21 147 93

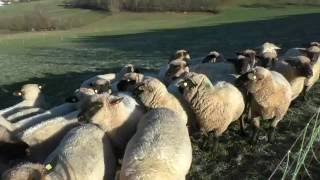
0 41 319 180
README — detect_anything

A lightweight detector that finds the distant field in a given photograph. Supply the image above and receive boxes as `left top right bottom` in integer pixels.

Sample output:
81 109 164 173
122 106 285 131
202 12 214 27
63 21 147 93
0 0 320 179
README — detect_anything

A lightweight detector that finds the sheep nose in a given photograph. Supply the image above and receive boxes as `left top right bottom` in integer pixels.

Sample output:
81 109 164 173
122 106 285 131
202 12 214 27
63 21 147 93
77 113 86 122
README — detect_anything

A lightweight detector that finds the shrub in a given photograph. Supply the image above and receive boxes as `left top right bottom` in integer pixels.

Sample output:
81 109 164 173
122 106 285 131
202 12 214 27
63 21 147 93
0 6 83 32
66 0 236 13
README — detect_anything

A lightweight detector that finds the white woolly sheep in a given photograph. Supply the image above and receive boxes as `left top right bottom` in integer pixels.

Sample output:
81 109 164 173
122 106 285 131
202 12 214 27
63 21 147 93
236 67 292 143
133 78 188 124
2 124 116 180
178 72 245 149
16 111 80 162
272 56 313 100
120 108 192 180
0 84 47 121
78 93 144 150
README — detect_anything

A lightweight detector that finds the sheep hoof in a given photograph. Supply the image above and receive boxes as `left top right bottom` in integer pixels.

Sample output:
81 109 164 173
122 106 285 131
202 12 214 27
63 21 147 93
268 128 276 143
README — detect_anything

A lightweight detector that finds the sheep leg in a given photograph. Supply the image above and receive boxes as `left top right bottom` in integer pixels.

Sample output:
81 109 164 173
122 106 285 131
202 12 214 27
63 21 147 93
240 92 252 137
268 118 281 143
301 86 310 101
208 132 219 153
250 117 261 144
239 114 247 137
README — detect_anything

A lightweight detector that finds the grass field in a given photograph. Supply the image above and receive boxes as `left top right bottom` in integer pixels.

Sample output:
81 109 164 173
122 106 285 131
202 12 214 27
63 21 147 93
0 0 320 179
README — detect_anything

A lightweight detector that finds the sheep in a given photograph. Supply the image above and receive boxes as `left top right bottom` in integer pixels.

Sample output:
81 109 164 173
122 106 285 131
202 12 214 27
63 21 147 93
0 126 29 175
236 67 292 143
164 59 189 86
117 72 147 92
178 72 245 149
302 46 320 94
133 78 188 124
120 108 192 180
2 124 116 180
281 45 320 98
202 50 225 63
188 49 259 84
0 102 78 134
0 84 47 121
272 56 313 100
78 93 144 151
80 64 138 93
158 49 191 82
257 42 281 68
16 111 80 162
282 43 320 63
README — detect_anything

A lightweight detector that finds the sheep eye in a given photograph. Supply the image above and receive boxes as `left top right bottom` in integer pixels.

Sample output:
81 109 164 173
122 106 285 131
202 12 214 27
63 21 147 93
89 83 94 87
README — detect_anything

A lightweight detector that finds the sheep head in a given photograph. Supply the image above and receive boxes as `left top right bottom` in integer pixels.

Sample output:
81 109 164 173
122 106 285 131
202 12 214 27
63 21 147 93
299 46 320 64
117 73 144 92
78 94 124 131
239 67 271 93
2 163 47 180
286 56 313 78
133 78 167 108
65 88 97 103
235 49 258 74
13 84 43 101
89 79 112 94
169 49 191 63
164 60 189 85
117 64 140 79
202 50 225 63
178 72 213 103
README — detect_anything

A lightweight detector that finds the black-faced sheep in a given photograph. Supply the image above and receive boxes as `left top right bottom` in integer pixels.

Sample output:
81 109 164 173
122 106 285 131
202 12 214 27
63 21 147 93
120 108 192 180
133 78 188 124
158 49 191 82
202 50 225 63
272 56 313 100
236 67 292 143
178 72 245 149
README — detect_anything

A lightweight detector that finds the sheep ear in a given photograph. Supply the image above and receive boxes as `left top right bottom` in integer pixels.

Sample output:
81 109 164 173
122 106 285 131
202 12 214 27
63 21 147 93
110 97 124 105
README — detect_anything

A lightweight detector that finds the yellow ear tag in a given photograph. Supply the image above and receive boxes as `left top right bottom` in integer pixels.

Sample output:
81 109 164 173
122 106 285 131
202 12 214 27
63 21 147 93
183 82 188 87
45 164 53 171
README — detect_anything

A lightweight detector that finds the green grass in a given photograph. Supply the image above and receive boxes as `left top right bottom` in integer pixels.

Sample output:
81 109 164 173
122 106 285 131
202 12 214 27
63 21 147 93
0 0 320 179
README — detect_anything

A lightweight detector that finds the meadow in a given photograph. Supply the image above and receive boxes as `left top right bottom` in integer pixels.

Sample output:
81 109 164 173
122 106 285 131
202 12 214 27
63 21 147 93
0 0 320 179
